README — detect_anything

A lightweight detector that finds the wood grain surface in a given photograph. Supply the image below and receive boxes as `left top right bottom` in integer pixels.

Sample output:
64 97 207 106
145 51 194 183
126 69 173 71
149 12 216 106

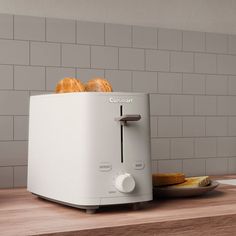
0 175 236 236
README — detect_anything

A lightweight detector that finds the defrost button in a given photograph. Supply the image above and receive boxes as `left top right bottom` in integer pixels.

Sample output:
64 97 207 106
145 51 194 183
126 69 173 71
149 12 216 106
99 163 112 172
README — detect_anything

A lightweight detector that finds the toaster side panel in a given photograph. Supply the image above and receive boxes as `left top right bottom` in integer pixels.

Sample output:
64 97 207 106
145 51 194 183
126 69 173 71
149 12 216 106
27 94 102 205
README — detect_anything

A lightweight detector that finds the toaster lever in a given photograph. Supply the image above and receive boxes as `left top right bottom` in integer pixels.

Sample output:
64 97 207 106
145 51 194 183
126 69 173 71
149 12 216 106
115 114 141 125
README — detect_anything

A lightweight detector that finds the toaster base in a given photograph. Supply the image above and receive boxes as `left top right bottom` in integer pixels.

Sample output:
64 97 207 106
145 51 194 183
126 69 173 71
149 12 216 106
34 194 151 214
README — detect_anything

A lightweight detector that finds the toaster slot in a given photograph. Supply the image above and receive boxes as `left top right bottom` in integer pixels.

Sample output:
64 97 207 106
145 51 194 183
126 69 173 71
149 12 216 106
120 105 123 163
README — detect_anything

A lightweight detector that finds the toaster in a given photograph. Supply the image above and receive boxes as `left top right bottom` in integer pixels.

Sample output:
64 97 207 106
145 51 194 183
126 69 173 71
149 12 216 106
27 92 153 213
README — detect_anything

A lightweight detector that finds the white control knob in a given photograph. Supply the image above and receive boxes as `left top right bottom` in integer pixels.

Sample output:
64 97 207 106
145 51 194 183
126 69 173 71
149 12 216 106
115 173 135 193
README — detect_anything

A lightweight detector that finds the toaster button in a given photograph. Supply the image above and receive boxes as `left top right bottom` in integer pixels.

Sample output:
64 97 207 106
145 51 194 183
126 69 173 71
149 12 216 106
134 161 145 170
99 163 112 172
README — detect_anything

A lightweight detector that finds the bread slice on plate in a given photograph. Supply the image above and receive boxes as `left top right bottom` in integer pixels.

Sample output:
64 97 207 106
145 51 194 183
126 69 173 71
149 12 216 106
152 173 185 187
169 176 211 188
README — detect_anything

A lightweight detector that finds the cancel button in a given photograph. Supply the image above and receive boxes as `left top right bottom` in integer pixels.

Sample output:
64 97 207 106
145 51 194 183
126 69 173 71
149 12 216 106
133 161 145 170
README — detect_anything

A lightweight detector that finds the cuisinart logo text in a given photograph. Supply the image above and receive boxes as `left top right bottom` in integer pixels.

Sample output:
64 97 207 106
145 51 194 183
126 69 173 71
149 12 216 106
109 97 133 103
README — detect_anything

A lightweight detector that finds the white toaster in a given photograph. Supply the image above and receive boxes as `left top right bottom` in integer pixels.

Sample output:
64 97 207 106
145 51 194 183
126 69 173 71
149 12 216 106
27 92 153 213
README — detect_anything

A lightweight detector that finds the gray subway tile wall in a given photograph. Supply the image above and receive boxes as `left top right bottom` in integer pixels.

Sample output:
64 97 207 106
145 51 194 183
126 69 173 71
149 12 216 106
105 70 132 92
119 48 145 70
158 29 182 51
14 15 45 41
182 31 205 52
76 21 104 45
182 74 205 94
0 39 29 65
0 14 13 39
61 44 90 67
0 13 236 188
91 46 118 69
46 18 76 43
0 65 13 89
30 42 60 66
0 116 13 140
195 53 217 73
146 50 169 71
105 23 132 47
14 66 45 90
133 26 157 49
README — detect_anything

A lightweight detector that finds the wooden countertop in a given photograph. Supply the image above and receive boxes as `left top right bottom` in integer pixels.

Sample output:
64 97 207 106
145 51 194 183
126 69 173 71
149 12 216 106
1 175 236 236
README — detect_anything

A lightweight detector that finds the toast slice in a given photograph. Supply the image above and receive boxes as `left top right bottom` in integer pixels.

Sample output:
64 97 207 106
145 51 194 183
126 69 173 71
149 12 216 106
152 173 185 187
168 176 211 188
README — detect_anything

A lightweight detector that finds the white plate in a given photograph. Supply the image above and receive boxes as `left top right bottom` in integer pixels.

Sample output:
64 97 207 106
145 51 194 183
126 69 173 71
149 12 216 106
216 179 236 186
153 181 219 198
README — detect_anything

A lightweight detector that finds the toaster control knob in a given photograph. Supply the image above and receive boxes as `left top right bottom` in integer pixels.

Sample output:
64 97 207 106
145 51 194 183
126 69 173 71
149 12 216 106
115 173 135 193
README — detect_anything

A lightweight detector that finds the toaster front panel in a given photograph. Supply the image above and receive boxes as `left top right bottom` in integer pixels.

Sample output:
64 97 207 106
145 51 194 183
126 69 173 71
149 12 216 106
85 94 152 199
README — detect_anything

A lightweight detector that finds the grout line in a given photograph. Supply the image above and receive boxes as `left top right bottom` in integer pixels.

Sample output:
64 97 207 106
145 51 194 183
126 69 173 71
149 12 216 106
204 32 206 52
156 28 158 49
204 159 206 175
156 71 158 92
227 116 229 136
227 157 230 174
12 166 15 188
44 66 47 90
148 135 236 139
131 71 133 92
104 69 107 79
0 164 29 168
149 92 235 96
12 115 14 140
133 156 231 162
168 51 171 72
131 25 133 48
75 67 78 79
75 20 77 44
227 75 230 95
12 15 14 39
1 35 236 56
2 61 236 76
12 64 15 90
60 43 63 66
144 49 146 71
104 23 106 46
216 53 218 74
117 47 119 70
215 95 218 115
193 53 195 73
29 41 31 66
204 74 207 95
227 34 229 54
156 116 159 137
89 45 91 68
45 17 47 41
0 139 29 142
216 137 218 158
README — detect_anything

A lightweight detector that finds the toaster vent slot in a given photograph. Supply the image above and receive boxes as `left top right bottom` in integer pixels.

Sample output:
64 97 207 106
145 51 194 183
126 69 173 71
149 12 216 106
120 105 123 163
